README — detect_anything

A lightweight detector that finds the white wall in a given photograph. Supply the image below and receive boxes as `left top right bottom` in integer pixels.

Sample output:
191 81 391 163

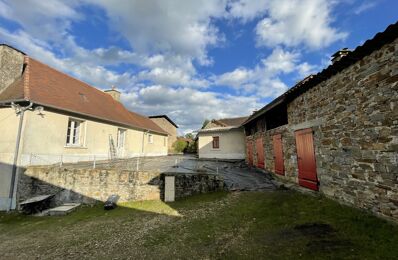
198 128 246 159
0 108 22 210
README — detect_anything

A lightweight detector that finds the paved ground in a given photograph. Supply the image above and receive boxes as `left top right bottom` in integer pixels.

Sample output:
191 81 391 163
140 155 277 191
61 154 277 192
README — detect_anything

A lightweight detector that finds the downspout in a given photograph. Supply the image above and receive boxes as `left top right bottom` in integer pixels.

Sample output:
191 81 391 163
8 102 33 211
141 130 149 156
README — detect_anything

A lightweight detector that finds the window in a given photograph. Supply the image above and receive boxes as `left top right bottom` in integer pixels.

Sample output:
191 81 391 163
117 129 126 148
66 119 84 146
148 134 154 144
212 136 219 149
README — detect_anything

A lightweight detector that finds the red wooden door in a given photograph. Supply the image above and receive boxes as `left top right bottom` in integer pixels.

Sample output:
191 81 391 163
272 134 284 175
295 129 318 191
247 140 253 166
256 137 265 168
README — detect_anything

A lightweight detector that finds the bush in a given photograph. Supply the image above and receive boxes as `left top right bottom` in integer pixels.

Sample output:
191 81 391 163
173 140 188 153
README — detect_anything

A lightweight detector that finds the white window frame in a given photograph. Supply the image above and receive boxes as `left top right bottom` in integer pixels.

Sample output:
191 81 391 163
66 118 85 147
148 134 154 144
117 128 126 148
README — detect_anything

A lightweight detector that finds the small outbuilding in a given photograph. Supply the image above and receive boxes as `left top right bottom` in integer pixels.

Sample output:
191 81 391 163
197 117 248 160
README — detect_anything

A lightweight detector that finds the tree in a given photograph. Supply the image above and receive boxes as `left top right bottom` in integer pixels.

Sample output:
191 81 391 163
185 133 194 139
172 140 188 153
201 119 210 129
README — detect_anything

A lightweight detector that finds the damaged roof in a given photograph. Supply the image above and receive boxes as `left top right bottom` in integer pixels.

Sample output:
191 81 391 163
243 20 398 126
0 55 168 135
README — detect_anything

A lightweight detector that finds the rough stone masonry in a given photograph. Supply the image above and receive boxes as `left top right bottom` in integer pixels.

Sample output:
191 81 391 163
17 166 224 206
246 37 398 222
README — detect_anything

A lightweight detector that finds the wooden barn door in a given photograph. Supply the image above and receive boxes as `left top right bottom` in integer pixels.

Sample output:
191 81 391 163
272 134 284 175
295 129 318 191
246 140 253 166
256 137 265 168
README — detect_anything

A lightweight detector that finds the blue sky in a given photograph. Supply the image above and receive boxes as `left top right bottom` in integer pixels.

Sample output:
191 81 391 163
0 0 397 134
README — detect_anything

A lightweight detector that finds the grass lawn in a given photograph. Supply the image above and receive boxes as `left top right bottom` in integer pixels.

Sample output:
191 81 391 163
1 190 398 259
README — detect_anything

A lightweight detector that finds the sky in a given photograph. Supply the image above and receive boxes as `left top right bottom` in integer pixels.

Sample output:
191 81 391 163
0 0 397 135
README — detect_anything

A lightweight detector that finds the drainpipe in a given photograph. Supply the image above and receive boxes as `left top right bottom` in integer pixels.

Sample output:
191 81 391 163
8 102 33 211
141 130 149 156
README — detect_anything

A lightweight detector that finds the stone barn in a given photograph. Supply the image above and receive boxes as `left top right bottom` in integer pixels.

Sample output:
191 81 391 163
242 22 398 221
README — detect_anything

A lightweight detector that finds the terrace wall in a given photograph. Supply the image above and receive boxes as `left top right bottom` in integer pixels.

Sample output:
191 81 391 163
17 166 224 206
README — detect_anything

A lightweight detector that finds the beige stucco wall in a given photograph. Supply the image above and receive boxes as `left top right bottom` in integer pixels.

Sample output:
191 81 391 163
19 109 168 164
0 108 22 210
0 107 168 210
150 117 177 152
198 128 246 159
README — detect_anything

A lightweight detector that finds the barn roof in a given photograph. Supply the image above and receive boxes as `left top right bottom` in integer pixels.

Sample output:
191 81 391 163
243 20 398 126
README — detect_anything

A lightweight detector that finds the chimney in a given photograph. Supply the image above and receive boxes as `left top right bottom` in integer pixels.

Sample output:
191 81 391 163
331 48 351 64
0 44 25 92
104 85 121 102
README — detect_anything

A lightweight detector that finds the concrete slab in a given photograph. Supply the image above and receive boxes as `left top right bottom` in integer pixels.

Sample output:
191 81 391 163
48 203 81 216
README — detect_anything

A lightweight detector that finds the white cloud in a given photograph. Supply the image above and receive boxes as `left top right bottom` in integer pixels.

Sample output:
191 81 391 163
215 47 315 97
121 85 261 133
354 1 377 15
227 0 268 21
215 67 255 88
0 0 81 43
86 0 228 64
231 0 348 49
0 27 136 89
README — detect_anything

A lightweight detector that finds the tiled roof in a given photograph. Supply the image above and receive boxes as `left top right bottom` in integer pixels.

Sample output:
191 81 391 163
214 116 248 127
243 20 398 126
0 56 168 135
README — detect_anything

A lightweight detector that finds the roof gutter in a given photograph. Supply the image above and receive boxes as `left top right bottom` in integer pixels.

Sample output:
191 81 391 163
28 101 168 136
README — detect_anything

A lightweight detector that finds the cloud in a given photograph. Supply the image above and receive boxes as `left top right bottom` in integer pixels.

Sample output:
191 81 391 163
227 0 268 21
0 0 342 133
354 1 377 15
86 0 228 65
214 47 316 97
227 0 347 49
121 85 261 134
0 0 81 43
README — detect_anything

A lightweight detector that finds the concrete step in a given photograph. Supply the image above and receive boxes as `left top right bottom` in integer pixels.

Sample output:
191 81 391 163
47 203 81 216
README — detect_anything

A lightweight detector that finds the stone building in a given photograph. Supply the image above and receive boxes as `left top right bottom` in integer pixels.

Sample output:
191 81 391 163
149 115 178 153
198 117 248 159
242 22 398 221
0 44 169 211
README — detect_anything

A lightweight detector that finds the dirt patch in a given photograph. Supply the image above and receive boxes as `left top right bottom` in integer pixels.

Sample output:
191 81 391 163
294 222 336 238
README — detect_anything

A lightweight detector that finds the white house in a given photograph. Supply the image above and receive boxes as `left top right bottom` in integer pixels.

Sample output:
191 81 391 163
0 44 169 210
197 117 248 160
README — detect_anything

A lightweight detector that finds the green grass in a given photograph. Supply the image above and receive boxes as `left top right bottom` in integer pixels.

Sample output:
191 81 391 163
1 191 397 259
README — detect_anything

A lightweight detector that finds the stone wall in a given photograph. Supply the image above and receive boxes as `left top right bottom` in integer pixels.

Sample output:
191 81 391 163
172 173 224 199
149 117 177 152
0 45 25 92
246 38 398 221
17 166 224 205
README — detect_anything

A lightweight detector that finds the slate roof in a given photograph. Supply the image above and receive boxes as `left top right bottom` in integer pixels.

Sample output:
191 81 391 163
0 54 168 135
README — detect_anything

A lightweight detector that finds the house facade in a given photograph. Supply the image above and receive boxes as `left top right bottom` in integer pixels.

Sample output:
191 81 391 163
0 44 168 210
149 115 178 153
243 22 398 221
198 117 248 159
